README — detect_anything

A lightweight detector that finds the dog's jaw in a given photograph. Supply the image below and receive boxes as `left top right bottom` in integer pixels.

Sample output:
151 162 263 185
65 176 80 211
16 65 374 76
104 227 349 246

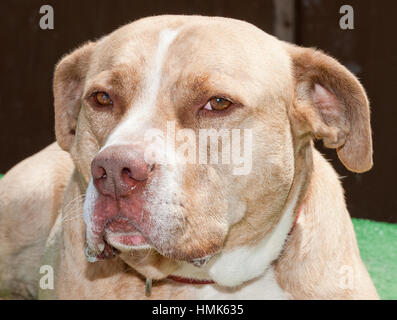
82 169 303 287
208 177 303 286
168 173 304 287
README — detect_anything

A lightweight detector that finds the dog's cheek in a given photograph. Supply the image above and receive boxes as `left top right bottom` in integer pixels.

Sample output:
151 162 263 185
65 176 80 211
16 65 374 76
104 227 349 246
156 165 229 260
148 203 228 261
68 114 102 182
180 168 229 259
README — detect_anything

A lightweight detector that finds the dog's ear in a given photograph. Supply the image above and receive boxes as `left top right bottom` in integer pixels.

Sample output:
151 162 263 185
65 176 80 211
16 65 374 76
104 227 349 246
287 45 373 173
54 42 95 152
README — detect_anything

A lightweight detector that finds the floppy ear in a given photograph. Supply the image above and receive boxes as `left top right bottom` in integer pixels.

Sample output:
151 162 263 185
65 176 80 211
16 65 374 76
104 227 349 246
287 45 373 173
54 42 95 151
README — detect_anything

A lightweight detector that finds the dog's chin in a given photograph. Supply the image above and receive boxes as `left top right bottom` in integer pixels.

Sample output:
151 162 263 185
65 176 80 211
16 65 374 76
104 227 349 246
104 229 215 267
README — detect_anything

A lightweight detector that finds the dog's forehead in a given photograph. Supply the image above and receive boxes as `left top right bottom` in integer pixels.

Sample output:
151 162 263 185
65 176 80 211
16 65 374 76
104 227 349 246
89 15 292 86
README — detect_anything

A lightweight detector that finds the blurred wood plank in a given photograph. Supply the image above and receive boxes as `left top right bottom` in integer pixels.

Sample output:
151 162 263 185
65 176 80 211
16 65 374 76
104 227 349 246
273 0 296 42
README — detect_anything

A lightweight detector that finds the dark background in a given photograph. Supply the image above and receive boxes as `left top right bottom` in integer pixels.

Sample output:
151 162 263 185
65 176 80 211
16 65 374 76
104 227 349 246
0 0 396 222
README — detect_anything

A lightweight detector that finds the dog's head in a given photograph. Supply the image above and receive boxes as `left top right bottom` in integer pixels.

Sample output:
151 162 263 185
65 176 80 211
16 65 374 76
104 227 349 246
54 16 372 282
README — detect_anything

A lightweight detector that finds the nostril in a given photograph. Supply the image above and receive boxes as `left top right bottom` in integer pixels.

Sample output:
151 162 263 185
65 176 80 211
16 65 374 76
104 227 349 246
92 165 110 196
99 167 107 179
122 168 132 179
93 166 107 180
121 165 150 182
149 163 155 173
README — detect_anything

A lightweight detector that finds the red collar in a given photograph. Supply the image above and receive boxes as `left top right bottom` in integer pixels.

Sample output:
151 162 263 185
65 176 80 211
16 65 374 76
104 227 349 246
168 205 303 286
167 275 215 285
288 204 303 235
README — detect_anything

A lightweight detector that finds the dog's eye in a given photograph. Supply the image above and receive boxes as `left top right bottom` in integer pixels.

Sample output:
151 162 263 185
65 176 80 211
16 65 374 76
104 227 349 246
203 97 232 111
93 92 113 106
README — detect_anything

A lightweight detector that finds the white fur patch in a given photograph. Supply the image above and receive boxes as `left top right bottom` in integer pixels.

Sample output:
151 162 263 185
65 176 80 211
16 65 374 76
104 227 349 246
83 178 97 228
194 266 289 299
83 178 103 252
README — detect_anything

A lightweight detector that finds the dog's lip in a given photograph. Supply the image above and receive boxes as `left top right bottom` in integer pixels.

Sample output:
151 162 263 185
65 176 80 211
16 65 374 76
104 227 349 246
102 217 152 252
104 229 151 251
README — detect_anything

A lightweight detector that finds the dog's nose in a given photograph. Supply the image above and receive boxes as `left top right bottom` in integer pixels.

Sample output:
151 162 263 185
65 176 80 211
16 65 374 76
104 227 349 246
91 145 153 198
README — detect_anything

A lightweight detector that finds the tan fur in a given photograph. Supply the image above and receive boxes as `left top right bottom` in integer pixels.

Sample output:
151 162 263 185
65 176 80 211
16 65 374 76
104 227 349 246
0 143 73 298
0 15 377 299
274 150 377 299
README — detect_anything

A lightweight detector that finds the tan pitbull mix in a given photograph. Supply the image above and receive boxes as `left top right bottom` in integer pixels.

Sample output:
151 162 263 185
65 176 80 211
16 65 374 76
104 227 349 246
0 15 378 299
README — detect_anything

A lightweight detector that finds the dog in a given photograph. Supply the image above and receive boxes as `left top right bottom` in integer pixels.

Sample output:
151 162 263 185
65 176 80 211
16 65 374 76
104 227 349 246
0 15 378 299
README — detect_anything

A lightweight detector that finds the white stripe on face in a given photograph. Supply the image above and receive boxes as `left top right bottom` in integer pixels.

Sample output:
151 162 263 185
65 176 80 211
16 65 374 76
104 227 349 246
104 28 180 148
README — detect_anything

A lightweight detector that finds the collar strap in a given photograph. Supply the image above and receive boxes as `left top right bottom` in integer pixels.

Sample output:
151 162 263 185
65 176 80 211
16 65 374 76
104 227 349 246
288 204 303 235
167 275 215 285
168 204 303 286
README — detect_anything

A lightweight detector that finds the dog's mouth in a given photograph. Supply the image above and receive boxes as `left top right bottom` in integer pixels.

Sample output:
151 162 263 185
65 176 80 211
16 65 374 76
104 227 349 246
104 217 151 251
85 216 153 262
85 215 218 269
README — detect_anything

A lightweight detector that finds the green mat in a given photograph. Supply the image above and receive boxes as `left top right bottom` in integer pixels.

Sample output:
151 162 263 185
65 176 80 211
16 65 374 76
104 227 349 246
0 174 395 299
352 218 397 300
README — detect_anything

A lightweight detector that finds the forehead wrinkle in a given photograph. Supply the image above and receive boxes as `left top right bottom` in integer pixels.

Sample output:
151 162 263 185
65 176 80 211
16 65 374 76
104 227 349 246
85 65 138 89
